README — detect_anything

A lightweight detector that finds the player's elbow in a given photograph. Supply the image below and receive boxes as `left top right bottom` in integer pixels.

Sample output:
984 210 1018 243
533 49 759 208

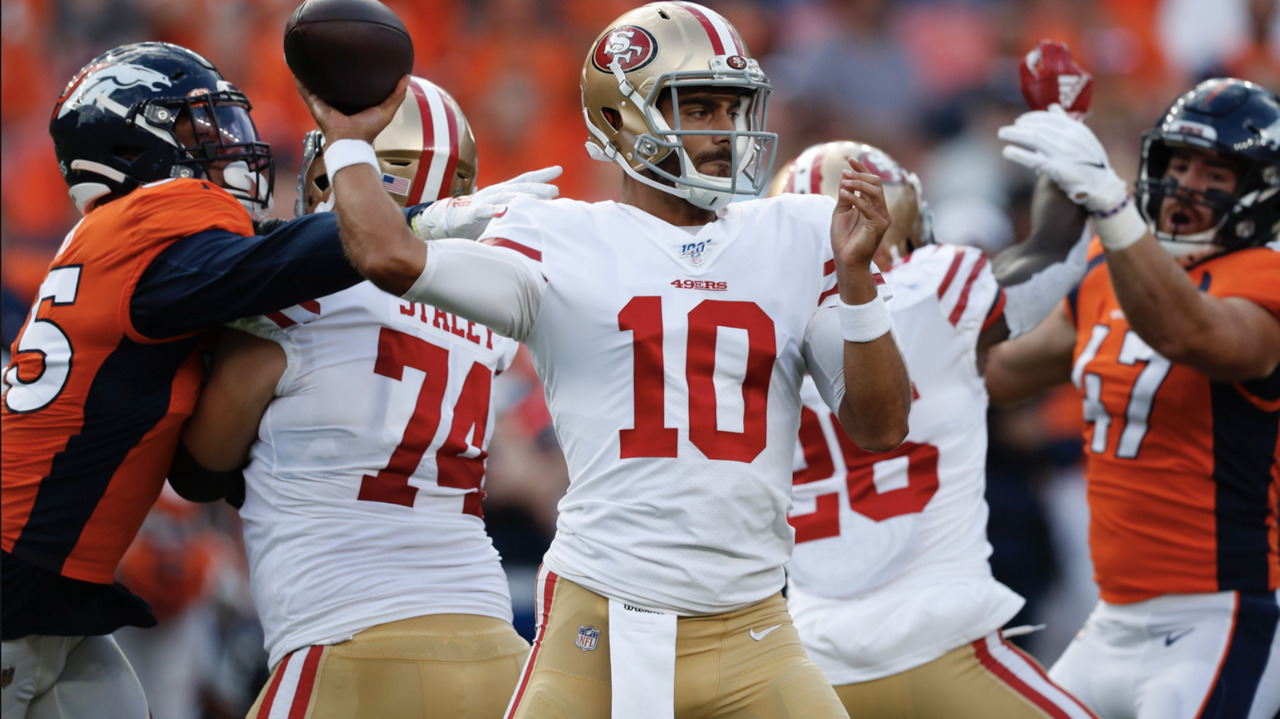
349 231 424 296
839 410 908 452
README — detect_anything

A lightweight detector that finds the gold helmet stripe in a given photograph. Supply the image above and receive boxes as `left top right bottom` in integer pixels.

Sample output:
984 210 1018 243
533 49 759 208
675 2 743 56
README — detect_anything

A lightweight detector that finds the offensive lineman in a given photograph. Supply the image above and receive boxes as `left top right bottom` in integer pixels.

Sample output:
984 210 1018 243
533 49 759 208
174 76 531 718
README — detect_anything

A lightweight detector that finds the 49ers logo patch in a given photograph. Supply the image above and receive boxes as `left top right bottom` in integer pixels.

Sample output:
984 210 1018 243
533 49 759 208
592 26 658 73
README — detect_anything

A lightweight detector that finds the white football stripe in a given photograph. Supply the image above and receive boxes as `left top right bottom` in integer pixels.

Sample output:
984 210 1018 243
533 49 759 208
416 79 452 204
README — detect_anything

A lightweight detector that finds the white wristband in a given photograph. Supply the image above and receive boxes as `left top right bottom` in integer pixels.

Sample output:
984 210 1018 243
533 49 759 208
323 139 379 182
837 294 892 343
1092 196 1147 251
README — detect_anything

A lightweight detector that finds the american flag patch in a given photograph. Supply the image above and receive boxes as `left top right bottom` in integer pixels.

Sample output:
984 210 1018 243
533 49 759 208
382 173 411 196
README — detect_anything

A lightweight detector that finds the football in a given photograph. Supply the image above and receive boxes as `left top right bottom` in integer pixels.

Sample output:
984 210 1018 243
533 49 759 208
283 0 414 115
1019 39 1093 119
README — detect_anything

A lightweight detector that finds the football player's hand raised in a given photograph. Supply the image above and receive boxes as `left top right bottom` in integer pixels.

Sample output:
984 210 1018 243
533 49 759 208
295 75 408 144
830 157 892 272
411 166 563 241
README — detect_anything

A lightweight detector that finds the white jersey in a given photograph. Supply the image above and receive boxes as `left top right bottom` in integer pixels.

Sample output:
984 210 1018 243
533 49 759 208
232 281 519 667
786 244 1024 683
468 194 849 615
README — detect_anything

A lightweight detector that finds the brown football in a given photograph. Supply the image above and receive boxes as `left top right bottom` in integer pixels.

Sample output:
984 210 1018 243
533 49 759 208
283 0 414 115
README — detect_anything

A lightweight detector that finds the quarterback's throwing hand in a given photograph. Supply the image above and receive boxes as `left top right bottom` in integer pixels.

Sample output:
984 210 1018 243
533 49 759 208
999 104 1128 215
830 157 891 268
411 166 563 241
294 75 409 145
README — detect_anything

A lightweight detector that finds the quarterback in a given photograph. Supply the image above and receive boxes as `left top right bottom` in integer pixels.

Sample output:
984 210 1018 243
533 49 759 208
296 3 910 718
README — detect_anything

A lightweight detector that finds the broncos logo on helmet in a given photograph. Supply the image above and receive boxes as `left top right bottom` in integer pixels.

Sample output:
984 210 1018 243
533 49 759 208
49 42 273 218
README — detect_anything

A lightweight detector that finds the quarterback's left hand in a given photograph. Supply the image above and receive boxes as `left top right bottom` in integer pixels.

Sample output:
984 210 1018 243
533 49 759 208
411 165 563 241
830 157 891 269
999 104 1128 214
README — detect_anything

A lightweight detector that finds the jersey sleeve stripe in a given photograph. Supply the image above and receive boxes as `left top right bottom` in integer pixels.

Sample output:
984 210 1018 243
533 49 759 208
817 287 838 306
936 250 965 299
484 238 542 262
982 288 1007 332
265 311 296 329
823 260 835 276
947 255 989 326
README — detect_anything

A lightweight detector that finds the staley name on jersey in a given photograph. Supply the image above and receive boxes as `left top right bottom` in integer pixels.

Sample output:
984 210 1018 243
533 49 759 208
398 301 495 350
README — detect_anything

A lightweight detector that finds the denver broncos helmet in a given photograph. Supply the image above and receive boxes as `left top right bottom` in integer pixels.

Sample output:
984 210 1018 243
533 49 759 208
1137 78 1280 255
297 76 477 217
768 141 932 267
50 42 273 217
581 1 776 211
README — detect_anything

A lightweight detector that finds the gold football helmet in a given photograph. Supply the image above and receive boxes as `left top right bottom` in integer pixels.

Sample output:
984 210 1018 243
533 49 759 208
581 1 777 211
768 141 932 265
296 75 477 216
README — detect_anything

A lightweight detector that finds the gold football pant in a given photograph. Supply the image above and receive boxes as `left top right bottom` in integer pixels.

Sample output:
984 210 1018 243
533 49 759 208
834 633 1097 718
506 570 848 719
246 614 529 719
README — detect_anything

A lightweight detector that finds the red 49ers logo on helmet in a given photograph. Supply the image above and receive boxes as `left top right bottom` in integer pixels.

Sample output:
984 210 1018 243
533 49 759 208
592 25 658 73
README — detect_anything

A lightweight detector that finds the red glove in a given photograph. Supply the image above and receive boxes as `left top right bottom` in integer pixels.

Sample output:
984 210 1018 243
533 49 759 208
1020 40 1093 119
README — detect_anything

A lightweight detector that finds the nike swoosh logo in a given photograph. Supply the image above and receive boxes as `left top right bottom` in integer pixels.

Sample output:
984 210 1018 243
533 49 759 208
1165 628 1194 646
1079 161 1107 169
749 624 782 641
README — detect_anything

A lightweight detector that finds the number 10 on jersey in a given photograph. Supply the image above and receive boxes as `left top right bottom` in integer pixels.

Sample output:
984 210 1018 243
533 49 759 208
618 296 776 463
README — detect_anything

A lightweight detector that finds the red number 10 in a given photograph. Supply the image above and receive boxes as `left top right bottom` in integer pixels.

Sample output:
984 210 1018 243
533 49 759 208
618 297 776 463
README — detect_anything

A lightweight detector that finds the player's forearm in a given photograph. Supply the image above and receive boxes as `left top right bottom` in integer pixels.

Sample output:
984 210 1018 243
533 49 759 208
995 175 1089 284
1103 231 1221 359
331 163 426 295
837 335 910 452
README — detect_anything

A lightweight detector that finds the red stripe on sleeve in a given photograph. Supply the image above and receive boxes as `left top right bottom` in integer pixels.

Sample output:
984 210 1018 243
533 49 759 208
948 255 988 326
299 300 321 315
484 237 542 262
936 250 965 299
265 311 295 329
981 288 1007 332
679 2 726 54
823 260 835 276
817 286 839 306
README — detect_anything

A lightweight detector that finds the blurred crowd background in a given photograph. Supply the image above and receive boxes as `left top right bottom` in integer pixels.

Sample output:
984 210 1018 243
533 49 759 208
2 0 1277 716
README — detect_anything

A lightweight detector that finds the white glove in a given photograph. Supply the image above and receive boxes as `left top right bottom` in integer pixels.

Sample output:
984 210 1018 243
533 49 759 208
999 104 1128 214
411 165 563 240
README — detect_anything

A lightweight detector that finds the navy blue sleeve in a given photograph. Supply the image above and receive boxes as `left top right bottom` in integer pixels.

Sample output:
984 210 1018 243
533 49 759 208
131 206 426 339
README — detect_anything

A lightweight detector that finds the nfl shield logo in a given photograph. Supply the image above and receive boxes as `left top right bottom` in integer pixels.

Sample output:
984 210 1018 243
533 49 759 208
576 625 600 652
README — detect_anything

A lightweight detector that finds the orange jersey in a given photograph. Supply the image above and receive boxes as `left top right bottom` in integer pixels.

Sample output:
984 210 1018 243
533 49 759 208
1067 239 1280 604
2 178 252 584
